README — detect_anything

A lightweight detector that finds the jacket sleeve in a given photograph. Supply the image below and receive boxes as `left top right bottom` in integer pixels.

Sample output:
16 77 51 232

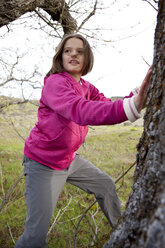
88 82 142 123
42 76 140 126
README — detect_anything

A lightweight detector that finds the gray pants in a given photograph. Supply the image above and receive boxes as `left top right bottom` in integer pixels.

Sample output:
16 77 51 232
14 154 121 248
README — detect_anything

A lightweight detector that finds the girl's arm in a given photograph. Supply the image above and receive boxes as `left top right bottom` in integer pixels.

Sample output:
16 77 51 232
42 67 152 126
42 76 127 126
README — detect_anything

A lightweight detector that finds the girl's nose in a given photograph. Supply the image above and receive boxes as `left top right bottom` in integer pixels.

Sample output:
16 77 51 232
71 50 78 57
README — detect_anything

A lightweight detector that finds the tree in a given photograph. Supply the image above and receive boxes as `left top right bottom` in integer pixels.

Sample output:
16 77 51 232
0 0 162 247
103 0 165 247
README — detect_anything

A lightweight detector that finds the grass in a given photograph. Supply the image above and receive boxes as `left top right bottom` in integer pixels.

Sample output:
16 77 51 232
0 98 143 247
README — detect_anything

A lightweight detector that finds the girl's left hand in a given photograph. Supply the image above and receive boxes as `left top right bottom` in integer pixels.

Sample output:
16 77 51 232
134 65 152 113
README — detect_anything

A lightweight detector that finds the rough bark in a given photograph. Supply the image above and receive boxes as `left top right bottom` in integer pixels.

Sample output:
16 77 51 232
103 0 165 247
0 0 77 34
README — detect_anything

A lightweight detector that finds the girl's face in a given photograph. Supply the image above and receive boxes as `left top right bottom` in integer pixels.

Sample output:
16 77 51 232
62 38 85 81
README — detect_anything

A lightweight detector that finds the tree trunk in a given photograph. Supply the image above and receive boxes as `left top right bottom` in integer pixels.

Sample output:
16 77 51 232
103 1 165 247
0 0 77 34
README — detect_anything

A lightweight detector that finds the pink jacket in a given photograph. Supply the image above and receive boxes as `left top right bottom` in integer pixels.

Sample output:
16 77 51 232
24 72 140 170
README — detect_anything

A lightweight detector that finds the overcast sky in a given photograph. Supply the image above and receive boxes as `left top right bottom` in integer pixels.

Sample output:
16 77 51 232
84 0 157 97
0 0 157 99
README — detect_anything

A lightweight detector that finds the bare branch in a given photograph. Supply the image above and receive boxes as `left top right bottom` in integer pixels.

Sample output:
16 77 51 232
10 119 26 142
141 56 151 67
0 170 24 212
0 77 14 87
0 55 19 87
0 196 24 215
47 194 73 237
142 0 158 11
0 164 5 197
90 203 99 246
0 54 43 100
77 0 98 32
7 223 15 244
34 9 62 38
0 99 28 111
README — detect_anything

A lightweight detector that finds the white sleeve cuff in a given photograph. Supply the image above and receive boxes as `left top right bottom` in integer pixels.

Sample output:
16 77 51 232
123 96 142 122
132 86 140 96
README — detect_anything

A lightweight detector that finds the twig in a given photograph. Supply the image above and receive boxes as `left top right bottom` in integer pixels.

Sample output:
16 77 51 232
47 194 73 237
85 213 100 243
47 209 62 236
0 195 24 215
77 0 98 31
142 0 158 11
0 171 24 211
34 9 62 38
0 99 28 111
10 119 25 142
90 203 99 246
57 214 82 224
74 200 96 248
7 222 15 244
115 161 136 184
0 163 5 197
90 215 98 246
141 56 151 67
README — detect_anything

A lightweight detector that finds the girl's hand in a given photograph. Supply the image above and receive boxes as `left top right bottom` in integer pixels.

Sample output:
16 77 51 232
134 65 152 112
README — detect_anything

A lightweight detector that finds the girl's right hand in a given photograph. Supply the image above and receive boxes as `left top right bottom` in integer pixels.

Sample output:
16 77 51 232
134 65 152 113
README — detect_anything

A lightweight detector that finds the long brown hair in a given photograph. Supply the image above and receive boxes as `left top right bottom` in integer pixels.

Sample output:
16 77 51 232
46 33 94 77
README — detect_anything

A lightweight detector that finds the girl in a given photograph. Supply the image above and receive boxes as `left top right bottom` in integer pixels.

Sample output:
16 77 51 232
15 33 152 248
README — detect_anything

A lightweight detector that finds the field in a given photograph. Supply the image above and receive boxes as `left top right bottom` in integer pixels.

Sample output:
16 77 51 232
0 96 144 247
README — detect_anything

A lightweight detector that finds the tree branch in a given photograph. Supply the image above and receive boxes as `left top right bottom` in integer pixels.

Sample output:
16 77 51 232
77 0 98 32
0 0 77 34
0 170 24 212
34 9 62 37
142 0 158 11
47 194 73 237
10 119 26 142
0 99 28 111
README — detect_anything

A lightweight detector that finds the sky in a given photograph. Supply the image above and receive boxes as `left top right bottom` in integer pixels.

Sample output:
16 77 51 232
0 0 157 99
84 0 157 97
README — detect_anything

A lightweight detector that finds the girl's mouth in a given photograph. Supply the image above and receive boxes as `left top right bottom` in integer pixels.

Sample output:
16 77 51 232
69 60 79 64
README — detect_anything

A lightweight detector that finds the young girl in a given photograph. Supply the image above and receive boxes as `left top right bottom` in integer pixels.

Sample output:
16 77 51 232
15 33 152 248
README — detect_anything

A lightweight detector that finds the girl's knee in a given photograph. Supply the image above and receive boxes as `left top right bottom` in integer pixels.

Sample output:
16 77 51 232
101 176 116 191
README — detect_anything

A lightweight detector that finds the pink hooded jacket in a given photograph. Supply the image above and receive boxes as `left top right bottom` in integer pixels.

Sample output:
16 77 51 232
24 72 140 170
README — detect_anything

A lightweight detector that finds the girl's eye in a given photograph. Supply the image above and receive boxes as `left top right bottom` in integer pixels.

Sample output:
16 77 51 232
78 50 84 54
63 48 84 55
64 49 70 53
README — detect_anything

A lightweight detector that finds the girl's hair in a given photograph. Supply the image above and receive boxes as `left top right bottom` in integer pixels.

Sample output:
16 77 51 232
46 33 94 77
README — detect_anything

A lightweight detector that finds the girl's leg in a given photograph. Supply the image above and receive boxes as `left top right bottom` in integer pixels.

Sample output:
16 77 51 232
67 154 121 227
15 156 68 248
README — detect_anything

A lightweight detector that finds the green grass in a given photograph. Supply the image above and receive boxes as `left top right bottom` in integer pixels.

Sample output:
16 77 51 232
0 100 143 247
